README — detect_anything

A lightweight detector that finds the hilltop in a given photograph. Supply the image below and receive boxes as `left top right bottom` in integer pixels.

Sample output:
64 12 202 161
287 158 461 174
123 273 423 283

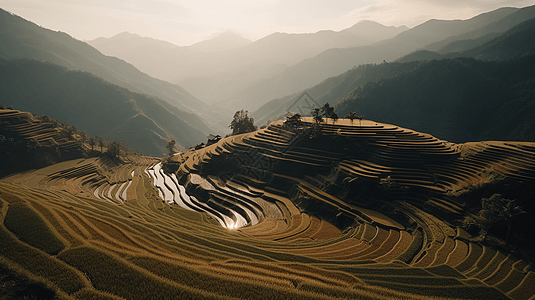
1 116 534 299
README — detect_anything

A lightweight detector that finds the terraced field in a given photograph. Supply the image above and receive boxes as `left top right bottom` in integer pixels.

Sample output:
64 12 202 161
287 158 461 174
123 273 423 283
1 117 534 299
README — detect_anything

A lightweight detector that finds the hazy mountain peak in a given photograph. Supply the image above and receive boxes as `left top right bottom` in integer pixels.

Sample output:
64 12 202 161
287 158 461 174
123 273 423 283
89 31 179 49
188 31 252 52
112 31 142 39
345 20 408 32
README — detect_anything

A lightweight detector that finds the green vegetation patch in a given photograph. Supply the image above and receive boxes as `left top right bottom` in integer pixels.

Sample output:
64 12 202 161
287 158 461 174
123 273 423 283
4 202 66 255
424 265 466 279
0 223 87 294
0 258 63 300
396 229 423 263
58 247 227 300
130 256 323 300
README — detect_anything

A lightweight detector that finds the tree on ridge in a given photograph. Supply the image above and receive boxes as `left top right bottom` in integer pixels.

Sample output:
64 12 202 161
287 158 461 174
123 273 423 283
346 111 357 126
229 110 257 136
166 139 177 157
321 103 335 123
357 115 364 127
331 112 339 125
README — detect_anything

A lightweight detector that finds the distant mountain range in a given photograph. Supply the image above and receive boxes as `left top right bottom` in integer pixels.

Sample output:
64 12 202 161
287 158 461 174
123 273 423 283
239 6 535 113
87 5 535 119
87 21 408 105
188 31 253 52
252 15 535 143
0 8 224 125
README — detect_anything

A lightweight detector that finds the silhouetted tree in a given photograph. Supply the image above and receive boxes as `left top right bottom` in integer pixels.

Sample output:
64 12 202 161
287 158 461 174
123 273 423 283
166 139 177 157
96 135 105 152
357 115 364 127
501 198 527 244
346 111 357 126
88 137 96 151
321 103 335 123
331 112 339 125
229 110 257 136
465 194 526 243
106 140 124 159
312 108 323 125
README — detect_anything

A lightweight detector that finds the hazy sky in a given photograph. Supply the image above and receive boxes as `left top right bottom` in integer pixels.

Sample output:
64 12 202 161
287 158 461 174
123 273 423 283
1 0 534 46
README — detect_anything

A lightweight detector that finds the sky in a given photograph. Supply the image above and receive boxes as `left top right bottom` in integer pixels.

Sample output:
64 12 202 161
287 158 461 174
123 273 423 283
1 0 534 46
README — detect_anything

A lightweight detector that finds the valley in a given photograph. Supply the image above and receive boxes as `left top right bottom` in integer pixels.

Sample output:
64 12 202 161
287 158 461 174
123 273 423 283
1 3 535 299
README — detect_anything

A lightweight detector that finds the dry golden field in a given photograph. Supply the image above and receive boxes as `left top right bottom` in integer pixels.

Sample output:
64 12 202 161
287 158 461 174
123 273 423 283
1 113 534 299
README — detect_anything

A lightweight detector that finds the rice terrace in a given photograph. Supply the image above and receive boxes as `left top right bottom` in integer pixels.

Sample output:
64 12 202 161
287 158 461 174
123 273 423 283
1 107 535 300
2 2 535 300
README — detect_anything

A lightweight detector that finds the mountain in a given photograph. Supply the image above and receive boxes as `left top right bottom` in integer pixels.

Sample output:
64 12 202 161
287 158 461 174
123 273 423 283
0 58 215 156
0 8 223 126
233 6 535 114
424 5 535 53
396 9 535 62
188 31 252 52
251 61 422 125
176 22 408 104
87 21 407 103
335 55 535 143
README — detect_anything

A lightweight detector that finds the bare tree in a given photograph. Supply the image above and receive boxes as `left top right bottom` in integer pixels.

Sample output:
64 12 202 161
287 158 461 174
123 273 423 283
357 115 364 127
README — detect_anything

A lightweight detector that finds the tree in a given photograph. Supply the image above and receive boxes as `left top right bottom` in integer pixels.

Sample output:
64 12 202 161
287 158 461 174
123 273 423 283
466 194 526 243
96 135 105 152
331 112 339 125
357 115 364 127
166 139 177 157
229 110 257 136
501 198 527 244
88 137 96 151
321 103 334 123
311 108 321 124
346 111 357 126
106 140 125 159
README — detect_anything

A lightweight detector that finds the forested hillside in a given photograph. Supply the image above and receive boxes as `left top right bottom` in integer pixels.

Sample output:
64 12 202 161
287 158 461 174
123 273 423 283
252 61 422 125
0 58 214 155
336 55 535 142
398 17 535 62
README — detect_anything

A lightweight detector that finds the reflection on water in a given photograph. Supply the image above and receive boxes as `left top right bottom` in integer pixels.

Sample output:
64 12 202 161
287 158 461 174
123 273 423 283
145 163 246 229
